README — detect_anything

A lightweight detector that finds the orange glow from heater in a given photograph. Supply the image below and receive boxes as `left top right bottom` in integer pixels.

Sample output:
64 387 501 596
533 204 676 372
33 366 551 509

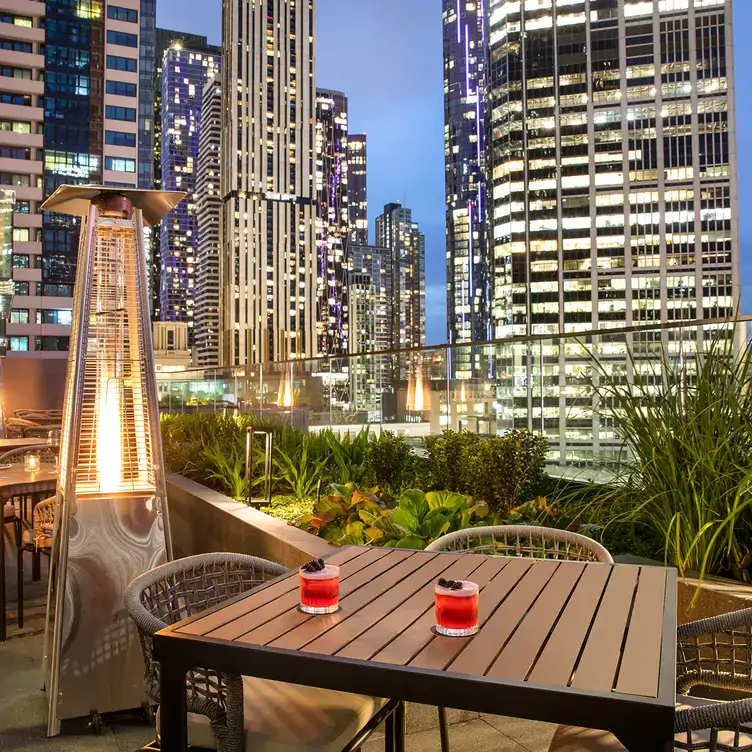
98 376 122 493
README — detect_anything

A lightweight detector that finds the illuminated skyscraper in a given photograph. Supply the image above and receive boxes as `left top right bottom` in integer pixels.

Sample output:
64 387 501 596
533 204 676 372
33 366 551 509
443 0 488 372
158 39 219 344
347 133 368 246
375 203 426 350
315 88 349 356
486 0 738 463
221 0 316 365
195 75 222 367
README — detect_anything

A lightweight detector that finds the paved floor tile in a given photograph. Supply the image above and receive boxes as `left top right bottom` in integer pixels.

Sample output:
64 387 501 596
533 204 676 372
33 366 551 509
483 714 557 752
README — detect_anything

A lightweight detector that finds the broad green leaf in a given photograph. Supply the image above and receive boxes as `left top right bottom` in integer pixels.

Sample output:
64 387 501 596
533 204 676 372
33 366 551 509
426 491 469 512
390 508 421 534
398 489 429 521
393 536 427 550
419 514 451 541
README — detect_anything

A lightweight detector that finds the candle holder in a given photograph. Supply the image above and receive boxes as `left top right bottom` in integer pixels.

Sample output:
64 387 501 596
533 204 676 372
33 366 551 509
24 451 40 473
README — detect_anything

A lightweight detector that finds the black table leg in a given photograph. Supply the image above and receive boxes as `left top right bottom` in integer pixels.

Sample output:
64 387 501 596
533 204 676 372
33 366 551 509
395 700 406 752
618 731 674 752
158 659 188 752
30 494 40 582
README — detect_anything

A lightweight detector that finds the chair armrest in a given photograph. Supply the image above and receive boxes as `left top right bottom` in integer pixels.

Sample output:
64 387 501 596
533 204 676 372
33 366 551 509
676 697 752 735
677 670 752 696
678 607 752 640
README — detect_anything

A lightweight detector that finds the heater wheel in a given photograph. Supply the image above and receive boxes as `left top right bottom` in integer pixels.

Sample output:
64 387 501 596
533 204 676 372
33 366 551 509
141 701 156 726
90 711 102 734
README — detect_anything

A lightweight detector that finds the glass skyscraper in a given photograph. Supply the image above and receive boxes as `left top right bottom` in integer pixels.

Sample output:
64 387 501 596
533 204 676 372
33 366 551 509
375 203 427 350
315 88 349 356
443 0 489 373
486 0 738 465
158 39 219 343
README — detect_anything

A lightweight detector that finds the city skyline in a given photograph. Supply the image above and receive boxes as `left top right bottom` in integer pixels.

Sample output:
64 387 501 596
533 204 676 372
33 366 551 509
157 0 752 347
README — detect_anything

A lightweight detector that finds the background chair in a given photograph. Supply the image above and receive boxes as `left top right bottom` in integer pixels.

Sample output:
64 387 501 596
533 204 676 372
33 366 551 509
22 425 62 440
426 525 613 752
125 552 402 752
16 496 55 628
425 524 614 563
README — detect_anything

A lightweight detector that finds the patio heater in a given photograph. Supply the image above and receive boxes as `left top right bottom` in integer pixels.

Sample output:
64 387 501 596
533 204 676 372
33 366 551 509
40 186 185 735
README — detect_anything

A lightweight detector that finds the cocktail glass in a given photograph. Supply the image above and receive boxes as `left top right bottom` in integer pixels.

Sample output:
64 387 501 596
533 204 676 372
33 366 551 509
435 580 479 637
299 564 340 614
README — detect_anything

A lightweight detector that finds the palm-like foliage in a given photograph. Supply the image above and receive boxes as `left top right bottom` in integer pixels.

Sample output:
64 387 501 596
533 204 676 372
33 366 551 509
586 325 752 582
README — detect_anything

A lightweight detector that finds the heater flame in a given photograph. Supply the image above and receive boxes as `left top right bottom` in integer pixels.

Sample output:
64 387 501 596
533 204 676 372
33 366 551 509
278 369 294 408
98 376 122 493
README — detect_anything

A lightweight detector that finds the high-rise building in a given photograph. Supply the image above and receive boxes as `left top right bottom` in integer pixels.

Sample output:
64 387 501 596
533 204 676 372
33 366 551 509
442 0 488 369
348 244 392 416
221 0 316 365
158 39 219 345
485 0 738 463
137 0 156 189
315 88 349 356
0 3 45 358
195 75 222 367
486 0 737 339
5 0 151 359
150 28 218 320
347 133 367 246
375 203 426 350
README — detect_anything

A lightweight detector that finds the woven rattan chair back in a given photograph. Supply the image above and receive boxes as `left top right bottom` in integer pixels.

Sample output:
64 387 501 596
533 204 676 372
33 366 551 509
0 444 58 465
124 553 288 752
425 524 613 563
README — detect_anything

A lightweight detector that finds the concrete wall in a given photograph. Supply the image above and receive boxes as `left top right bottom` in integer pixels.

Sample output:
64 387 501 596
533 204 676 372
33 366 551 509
166 474 334 567
2 356 67 416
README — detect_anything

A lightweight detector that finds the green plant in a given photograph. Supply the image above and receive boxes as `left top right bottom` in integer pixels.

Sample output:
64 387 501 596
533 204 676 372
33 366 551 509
203 437 247 500
422 430 480 491
321 427 372 485
273 436 330 501
363 431 420 499
385 489 489 549
581 326 752 583
461 430 549 516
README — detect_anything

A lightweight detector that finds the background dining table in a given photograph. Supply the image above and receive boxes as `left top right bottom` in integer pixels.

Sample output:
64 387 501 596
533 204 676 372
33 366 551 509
154 546 678 752
0 465 57 640
0 438 55 453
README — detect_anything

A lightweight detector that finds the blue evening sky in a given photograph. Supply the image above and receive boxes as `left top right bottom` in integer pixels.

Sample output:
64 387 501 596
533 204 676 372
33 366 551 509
158 0 750 346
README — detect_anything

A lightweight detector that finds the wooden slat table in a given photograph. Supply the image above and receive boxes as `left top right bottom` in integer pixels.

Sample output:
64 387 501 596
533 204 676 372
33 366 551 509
154 547 678 752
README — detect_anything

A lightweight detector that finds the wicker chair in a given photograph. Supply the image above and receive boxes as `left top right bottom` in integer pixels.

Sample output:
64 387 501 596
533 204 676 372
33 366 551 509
549 607 752 751
124 553 401 752
23 425 62 440
4 423 25 439
425 524 614 563
0 444 58 466
16 496 55 628
427 525 612 752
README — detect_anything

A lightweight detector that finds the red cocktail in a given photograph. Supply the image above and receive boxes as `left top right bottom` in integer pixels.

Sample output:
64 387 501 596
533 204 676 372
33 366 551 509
435 580 479 637
299 564 340 614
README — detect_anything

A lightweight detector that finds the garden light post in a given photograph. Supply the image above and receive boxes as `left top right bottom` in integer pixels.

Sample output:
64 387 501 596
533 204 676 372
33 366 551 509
40 186 185 735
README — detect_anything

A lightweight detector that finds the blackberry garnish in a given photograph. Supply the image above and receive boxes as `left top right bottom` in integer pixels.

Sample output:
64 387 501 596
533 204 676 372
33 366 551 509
302 559 323 573
451 581 463 591
438 578 449 588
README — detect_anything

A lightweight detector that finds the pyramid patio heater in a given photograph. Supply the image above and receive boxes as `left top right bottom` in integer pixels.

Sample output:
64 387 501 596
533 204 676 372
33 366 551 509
40 186 185 735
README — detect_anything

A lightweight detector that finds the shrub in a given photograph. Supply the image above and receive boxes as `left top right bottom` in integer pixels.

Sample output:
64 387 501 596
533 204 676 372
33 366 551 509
295 485 489 549
422 430 480 491
363 431 421 499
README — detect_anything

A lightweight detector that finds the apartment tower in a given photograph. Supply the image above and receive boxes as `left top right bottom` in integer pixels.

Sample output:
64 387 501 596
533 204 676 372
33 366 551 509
443 0 489 375
486 0 738 463
195 75 222 367
158 39 219 344
375 202 426 350
221 0 316 365
315 87 349 356
347 133 367 246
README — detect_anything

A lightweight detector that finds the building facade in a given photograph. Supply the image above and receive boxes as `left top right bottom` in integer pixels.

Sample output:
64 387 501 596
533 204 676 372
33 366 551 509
4 0 153 359
347 133 367 246
442 0 489 372
348 243 393 416
158 38 219 344
315 88 349 356
485 0 738 464
221 0 317 365
195 75 222 367
375 203 426 350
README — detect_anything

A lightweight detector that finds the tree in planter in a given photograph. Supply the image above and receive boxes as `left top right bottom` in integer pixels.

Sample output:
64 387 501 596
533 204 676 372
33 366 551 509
422 430 480 492
363 431 422 499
